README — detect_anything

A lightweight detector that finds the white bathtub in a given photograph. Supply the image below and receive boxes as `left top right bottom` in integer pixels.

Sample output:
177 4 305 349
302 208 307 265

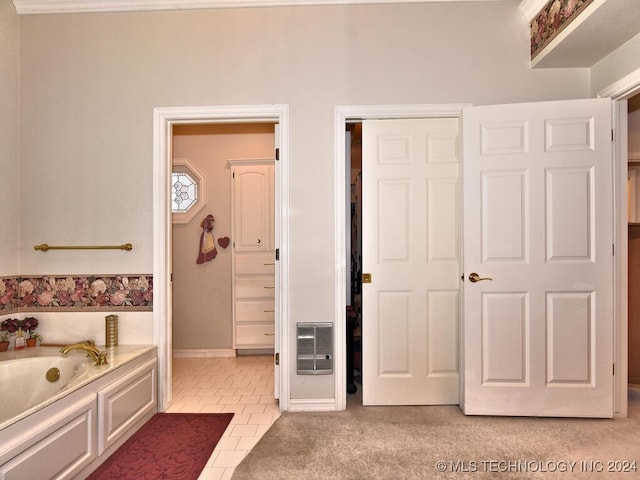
0 346 157 431
0 345 157 479
0 356 88 425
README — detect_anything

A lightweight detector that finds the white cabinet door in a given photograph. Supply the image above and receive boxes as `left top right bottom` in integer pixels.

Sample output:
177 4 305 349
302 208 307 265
463 98 614 418
361 118 461 405
232 164 274 252
0 396 96 480
97 359 157 455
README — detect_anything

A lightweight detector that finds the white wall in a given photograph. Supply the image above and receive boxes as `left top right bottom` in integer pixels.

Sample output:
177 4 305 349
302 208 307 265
33 311 153 346
16 1 593 399
591 32 640 96
0 0 20 275
171 123 275 350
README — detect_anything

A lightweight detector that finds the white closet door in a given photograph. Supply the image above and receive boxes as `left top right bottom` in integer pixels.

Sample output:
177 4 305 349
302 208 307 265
361 118 460 406
463 98 614 418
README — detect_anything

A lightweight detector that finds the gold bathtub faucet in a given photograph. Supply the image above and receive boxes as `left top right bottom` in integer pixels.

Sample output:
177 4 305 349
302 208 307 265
60 342 108 366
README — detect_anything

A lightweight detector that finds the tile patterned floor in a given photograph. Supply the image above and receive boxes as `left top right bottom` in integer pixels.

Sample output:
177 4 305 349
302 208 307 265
166 355 279 480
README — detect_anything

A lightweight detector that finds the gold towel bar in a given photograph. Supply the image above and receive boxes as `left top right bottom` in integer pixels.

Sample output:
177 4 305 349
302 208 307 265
34 243 133 252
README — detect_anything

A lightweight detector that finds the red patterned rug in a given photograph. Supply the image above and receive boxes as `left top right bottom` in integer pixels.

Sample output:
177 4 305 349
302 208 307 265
87 413 234 480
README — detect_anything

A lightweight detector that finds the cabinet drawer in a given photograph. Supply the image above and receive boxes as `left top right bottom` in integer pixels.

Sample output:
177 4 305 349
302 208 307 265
235 253 275 275
236 324 275 347
236 300 275 322
235 277 275 299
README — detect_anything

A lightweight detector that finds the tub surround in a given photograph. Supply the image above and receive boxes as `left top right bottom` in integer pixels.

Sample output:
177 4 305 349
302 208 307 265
0 345 156 431
36 311 153 348
0 345 157 479
0 274 154 356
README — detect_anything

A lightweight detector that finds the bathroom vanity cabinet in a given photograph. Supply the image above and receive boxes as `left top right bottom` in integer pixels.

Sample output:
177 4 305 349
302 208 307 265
0 347 157 480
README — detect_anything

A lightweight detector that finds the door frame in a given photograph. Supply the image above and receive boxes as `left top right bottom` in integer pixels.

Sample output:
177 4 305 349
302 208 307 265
334 104 468 410
599 67 640 417
153 104 290 412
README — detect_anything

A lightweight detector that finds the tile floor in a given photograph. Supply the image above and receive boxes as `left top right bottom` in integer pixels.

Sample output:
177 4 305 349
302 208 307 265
166 354 280 480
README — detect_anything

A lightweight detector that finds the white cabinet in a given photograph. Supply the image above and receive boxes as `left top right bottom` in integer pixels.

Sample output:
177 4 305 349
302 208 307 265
230 160 275 350
0 396 96 480
97 358 157 455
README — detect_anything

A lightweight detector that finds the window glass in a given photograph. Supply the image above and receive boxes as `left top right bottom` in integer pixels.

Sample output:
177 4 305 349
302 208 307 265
171 172 198 212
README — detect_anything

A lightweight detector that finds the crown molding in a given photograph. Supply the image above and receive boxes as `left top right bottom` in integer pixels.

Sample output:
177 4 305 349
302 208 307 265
598 67 640 100
12 0 515 15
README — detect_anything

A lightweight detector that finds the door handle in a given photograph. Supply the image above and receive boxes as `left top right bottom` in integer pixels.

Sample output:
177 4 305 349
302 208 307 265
468 272 493 283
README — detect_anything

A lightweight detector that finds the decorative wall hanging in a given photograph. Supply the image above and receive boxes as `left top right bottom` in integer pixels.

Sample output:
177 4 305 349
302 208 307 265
218 237 230 249
197 214 218 264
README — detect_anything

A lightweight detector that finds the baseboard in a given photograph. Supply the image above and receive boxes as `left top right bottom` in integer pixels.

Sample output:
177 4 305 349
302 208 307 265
287 398 337 412
237 348 274 355
172 349 236 358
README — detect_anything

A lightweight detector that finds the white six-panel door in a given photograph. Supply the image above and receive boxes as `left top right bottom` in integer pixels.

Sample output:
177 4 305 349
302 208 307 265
462 99 614 417
362 118 460 405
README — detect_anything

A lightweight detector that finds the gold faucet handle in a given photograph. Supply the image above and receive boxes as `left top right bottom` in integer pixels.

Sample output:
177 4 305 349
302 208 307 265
96 350 108 366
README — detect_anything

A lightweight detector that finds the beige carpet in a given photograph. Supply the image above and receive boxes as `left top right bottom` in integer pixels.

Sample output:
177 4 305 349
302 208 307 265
233 388 640 479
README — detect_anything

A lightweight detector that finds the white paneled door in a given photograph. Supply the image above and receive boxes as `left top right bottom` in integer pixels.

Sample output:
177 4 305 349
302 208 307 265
362 118 461 405
360 99 614 417
463 99 614 417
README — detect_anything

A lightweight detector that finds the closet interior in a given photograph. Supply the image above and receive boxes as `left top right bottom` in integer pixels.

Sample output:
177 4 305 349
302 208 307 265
347 122 362 395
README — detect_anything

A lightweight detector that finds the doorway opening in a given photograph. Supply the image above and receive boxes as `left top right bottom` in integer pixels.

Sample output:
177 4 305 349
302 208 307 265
335 105 466 411
170 123 275 360
627 93 640 390
153 105 290 413
338 100 620 417
345 122 362 403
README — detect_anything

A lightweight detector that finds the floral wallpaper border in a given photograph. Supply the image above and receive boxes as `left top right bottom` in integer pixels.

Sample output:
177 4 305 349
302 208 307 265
531 0 594 60
0 275 153 313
